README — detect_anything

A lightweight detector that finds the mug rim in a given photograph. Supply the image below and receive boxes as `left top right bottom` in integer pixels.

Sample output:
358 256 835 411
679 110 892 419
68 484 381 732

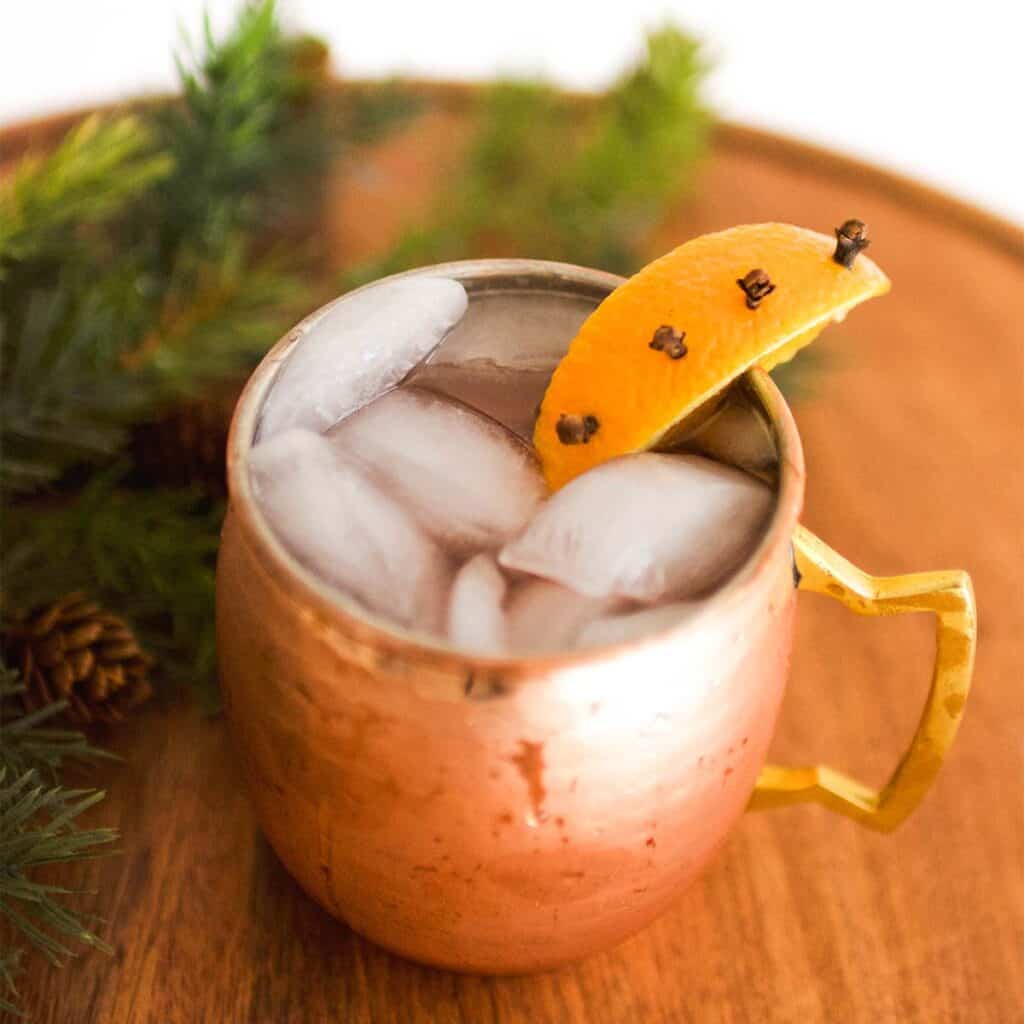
223 258 806 679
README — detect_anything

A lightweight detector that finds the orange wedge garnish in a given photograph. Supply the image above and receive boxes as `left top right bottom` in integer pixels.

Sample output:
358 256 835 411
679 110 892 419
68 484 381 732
535 222 890 490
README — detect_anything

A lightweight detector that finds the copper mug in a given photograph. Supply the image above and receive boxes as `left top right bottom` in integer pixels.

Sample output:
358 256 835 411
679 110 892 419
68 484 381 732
216 260 976 973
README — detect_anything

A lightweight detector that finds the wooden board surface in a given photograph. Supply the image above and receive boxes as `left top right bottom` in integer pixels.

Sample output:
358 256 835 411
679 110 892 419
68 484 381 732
7 97 1024 1023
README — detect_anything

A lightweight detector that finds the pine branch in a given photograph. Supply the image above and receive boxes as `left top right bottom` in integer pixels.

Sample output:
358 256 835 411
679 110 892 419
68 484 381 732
0 115 172 274
2 470 223 707
141 0 331 274
0 667 117 781
0 2 335 498
0 769 117 969
1 257 157 496
340 81 574 287
548 26 710 272
2 233 312 498
0 694 116 1015
0 114 175 498
345 26 710 285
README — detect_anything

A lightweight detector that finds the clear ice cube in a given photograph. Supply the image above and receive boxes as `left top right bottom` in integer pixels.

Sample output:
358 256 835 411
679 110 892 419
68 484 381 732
249 428 452 632
504 578 618 654
413 363 550 441
328 388 545 553
446 554 508 654
258 277 468 440
408 289 594 440
576 601 702 649
499 453 772 603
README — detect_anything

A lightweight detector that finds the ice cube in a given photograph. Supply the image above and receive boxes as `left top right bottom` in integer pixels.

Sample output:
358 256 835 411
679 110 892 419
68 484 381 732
258 277 468 440
505 579 618 654
499 453 773 602
416 288 590 374
407 289 594 440
249 428 452 633
446 554 508 654
328 388 545 553
413 362 550 441
576 602 702 649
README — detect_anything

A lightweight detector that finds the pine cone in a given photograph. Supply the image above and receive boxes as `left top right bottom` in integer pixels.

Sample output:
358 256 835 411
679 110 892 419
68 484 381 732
3 593 154 725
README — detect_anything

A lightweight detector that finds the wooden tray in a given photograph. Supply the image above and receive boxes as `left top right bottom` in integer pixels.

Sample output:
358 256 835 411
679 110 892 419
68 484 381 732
6 86 1023 1023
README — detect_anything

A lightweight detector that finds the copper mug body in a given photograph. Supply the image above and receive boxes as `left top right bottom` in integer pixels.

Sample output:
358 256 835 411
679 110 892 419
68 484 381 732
216 260 975 973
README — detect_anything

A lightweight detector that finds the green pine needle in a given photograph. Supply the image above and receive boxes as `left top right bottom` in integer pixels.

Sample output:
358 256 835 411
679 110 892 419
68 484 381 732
2 256 156 495
1 235 313 497
3 469 223 707
0 769 117 968
0 115 172 274
146 0 319 269
0 0 336 498
0 669 117 1013
0 667 118 781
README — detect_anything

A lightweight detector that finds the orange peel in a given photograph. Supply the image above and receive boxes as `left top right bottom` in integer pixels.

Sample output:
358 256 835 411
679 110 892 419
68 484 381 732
535 222 890 490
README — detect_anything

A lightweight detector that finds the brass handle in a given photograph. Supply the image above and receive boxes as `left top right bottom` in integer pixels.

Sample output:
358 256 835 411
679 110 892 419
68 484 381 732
749 524 976 832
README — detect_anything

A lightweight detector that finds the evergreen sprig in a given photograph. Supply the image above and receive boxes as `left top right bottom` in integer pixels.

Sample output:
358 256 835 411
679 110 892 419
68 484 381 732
0 115 172 274
346 26 709 285
0 669 117 1016
142 1 325 272
0 0 332 499
0 769 117 964
2 470 223 703
1 666 117 781
549 27 709 271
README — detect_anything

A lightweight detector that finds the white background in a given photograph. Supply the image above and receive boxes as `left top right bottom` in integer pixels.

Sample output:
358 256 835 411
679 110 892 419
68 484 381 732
2 1 1022 225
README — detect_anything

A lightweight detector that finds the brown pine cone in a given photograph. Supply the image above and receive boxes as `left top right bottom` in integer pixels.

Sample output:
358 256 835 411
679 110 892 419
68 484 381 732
3 593 154 725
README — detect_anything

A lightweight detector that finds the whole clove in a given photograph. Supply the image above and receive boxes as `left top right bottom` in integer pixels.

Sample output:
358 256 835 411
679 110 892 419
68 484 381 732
556 413 600 445
649 325 688 359
736 268 775 309
833 219 870 268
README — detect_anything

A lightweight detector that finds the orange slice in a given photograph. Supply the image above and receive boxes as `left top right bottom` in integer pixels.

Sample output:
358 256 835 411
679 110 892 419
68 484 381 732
535 222 890 490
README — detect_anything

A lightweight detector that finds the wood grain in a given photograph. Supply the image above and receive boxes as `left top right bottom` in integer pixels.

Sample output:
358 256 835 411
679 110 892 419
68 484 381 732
5 92 1023 1023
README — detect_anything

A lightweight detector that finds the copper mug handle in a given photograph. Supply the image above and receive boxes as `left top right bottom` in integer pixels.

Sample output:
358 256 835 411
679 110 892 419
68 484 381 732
748 525 976 832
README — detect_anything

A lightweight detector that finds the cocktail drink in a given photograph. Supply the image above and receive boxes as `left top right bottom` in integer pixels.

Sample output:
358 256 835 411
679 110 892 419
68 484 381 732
217 228 975 973
250 273 776 654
